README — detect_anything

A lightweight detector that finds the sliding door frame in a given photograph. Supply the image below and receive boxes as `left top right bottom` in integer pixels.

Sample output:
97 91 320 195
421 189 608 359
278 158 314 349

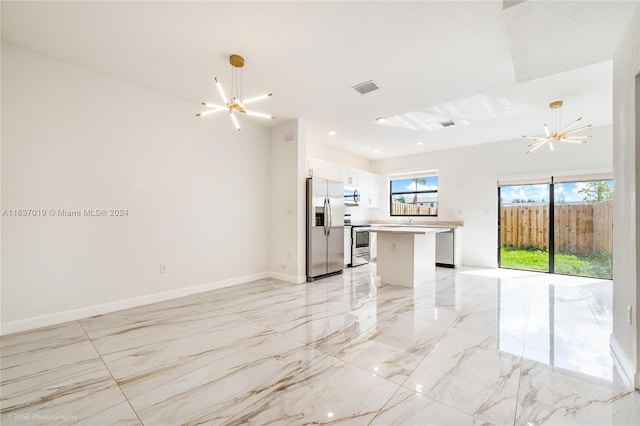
497 181 551 273
498 175 613 278
549 179 555 273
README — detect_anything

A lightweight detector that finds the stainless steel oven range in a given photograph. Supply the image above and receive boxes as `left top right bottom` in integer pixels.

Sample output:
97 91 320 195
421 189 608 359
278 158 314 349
351 225 371 266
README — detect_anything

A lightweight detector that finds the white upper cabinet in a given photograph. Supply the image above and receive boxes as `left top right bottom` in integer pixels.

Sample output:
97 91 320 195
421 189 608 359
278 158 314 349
367 171 381 208
306 157 380 208
359 170 381 208
307 157 323 178
346 168 357 186
308 158 343 182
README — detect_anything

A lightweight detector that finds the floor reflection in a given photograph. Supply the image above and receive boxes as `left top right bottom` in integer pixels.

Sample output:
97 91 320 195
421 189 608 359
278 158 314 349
519 280 613 381
344 264 617 383
2 263 637 426
454 268 616 381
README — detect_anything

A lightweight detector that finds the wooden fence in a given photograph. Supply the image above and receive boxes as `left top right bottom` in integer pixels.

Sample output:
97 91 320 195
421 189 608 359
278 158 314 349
592 199 614 251
391 201 437 216
500 199 612 253
501 203 549 249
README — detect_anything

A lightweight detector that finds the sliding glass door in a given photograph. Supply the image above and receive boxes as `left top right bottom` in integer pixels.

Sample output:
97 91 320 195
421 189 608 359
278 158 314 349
553 179 613 279
499 177 613 279
498 183 550 272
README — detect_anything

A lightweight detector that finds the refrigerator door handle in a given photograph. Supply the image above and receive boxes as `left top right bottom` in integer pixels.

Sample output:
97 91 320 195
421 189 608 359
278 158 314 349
327 197 332 234
324 196 329 236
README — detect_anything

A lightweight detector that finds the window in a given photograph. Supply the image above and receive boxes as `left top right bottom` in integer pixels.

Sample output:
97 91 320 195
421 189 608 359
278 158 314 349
389 171 438 216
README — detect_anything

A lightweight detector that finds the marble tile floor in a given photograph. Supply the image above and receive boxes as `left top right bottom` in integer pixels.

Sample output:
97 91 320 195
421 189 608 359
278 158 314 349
1 264 639 425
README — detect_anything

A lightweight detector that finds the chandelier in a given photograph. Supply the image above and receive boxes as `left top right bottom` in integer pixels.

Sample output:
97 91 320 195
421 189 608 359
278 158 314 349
522 101 592 153
196 54 274 131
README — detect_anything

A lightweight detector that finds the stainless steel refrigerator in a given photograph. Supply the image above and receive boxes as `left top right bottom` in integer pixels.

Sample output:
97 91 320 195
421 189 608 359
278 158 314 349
306 177 344 281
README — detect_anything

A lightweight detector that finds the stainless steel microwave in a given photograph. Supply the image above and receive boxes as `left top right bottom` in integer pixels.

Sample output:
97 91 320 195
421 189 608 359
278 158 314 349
344 186 360 206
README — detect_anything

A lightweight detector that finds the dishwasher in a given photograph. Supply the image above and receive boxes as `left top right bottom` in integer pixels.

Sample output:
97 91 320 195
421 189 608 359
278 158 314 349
435 228 455 267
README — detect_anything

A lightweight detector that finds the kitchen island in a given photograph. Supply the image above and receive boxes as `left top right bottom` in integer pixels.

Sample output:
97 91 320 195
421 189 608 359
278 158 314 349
369 226 449 288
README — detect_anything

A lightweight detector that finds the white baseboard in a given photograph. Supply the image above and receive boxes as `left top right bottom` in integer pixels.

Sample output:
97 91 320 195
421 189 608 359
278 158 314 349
610 333 638 390
0 272 270 336
269 271 306 284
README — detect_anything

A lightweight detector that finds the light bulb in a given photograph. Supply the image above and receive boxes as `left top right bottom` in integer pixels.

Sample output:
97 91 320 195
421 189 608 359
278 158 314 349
230 112 240 131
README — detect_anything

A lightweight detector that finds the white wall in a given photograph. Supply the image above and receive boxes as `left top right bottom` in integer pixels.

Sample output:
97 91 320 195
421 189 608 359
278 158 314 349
1 44 271 331
370 125 613 267
307 140 371 171
611 4 640 388
269 120 307 283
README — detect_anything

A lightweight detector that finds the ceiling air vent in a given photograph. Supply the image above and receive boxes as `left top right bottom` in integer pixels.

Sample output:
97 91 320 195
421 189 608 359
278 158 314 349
439 120 456 128
352 80 380 95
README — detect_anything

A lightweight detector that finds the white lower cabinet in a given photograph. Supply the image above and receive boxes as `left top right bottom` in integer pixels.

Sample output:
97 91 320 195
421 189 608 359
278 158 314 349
344 228 351 266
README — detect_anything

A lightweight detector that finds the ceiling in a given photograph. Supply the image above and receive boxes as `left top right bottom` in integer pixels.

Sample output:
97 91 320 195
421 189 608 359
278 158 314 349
1 1 636 159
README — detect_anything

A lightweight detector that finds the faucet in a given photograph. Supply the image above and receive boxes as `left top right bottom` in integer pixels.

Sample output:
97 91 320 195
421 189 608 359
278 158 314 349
408 217 414 225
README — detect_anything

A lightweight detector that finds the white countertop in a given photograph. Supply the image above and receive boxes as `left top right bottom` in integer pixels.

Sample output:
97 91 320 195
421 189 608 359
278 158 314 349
370 221 463 228
369 226 450 235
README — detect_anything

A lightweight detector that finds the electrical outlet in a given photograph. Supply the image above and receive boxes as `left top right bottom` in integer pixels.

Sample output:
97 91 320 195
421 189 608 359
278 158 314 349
627 305 633 324
160 264 167 274
391 242 397 251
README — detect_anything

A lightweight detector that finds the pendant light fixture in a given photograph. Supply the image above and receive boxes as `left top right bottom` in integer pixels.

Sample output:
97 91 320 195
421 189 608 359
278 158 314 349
196 54 275 131
522 101 592 153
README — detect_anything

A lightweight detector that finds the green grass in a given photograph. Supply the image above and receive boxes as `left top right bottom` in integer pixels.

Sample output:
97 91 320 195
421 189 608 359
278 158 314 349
500 247 612 279
500 247 549 272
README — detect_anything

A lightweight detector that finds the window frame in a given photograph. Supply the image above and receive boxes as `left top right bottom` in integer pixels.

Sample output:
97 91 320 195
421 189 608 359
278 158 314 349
389 171 439 217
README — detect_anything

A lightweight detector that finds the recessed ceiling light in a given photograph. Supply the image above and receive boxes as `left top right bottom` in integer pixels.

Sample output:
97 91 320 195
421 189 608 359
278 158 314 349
327 130 336 136
375 117 387 124
417 141 424 146
373 149 380 153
